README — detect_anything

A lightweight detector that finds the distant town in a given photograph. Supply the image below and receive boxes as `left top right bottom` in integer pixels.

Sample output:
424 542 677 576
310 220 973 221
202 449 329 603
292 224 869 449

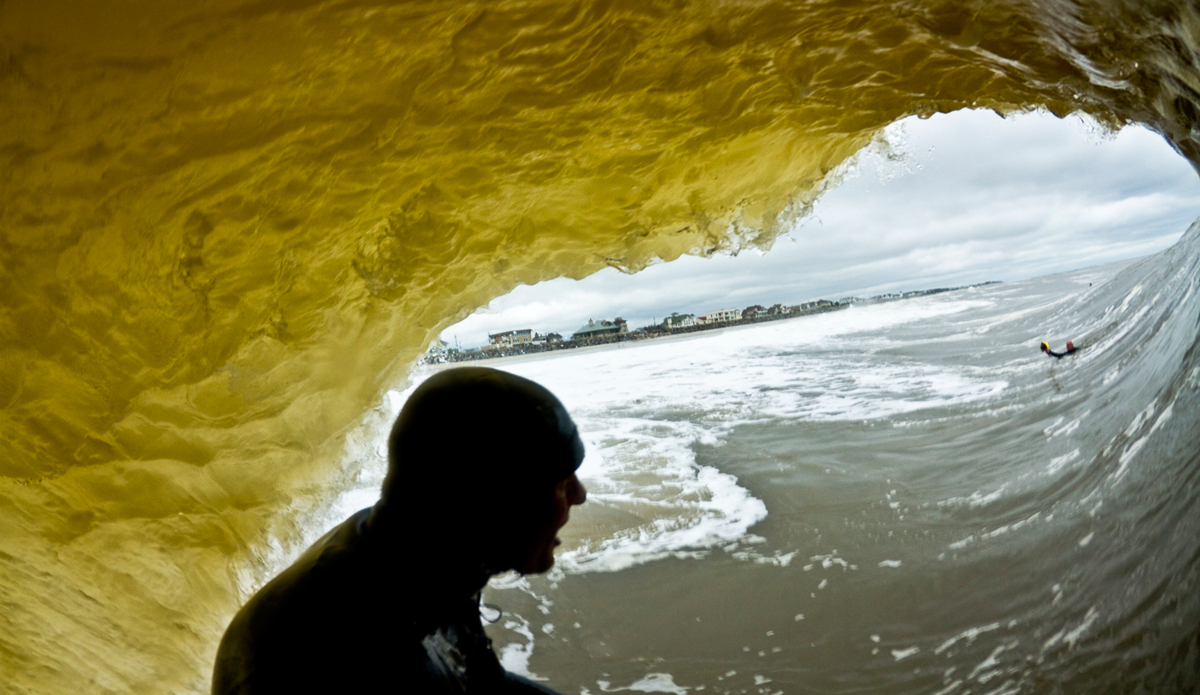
422 281 1001 364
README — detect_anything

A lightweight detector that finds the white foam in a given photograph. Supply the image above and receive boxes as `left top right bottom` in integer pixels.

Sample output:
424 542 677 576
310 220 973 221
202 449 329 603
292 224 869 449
488 302 1009 572
332 296 1013 577
1042 606 1100 651
966 643 1014 682
598 673 690 694
1044 412 1086 438
939 485 1007 509
497 614 547 681
1047 449 1080 474
934 622 1003 655
1150 401 1175 435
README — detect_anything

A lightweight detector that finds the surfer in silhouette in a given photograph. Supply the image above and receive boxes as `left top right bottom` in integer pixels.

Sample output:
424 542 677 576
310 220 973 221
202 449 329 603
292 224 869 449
212 367 587 695
1040 341 1078 359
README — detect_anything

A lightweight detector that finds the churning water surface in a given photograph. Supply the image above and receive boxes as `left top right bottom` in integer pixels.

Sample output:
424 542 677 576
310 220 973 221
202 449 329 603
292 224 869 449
355 224 1200 695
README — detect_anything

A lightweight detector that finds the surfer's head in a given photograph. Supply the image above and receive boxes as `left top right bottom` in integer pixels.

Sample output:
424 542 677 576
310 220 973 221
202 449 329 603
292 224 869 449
1040 342 1050 353
378 367 586 573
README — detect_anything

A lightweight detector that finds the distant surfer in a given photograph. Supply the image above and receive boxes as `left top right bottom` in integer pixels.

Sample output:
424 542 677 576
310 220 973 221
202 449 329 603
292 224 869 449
212 367 586 695
1040 340 1078 359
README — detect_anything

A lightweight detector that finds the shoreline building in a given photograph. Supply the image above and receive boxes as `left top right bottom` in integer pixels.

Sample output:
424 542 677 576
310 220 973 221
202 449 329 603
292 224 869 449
702 307 743 323
796 299 836 312
572 318 627 342
663 312 696 329
488 328 534 349
741 305 766 320
423 339 450 362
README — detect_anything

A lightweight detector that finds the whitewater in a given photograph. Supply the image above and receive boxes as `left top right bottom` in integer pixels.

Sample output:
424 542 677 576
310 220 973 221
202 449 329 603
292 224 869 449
335 223 1200 694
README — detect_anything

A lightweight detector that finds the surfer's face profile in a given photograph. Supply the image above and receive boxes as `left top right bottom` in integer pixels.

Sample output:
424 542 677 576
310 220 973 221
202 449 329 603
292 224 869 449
509 471 588 575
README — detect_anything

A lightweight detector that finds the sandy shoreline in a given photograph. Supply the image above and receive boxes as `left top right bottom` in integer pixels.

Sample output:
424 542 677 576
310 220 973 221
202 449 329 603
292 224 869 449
419 314 810 373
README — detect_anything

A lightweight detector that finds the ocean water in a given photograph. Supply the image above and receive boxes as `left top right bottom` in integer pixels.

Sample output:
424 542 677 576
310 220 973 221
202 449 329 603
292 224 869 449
344 223 1200 695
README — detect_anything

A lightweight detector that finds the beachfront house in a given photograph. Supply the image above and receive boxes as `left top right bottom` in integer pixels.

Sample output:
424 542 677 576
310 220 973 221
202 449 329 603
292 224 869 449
663 312 696 329
795 299 836 313
572 318 625 342
705 308 743 323
488 328 534 348
421 339 451 364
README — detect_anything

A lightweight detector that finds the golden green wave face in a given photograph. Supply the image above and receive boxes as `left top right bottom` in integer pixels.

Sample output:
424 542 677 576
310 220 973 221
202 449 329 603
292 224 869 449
1 0 1198 690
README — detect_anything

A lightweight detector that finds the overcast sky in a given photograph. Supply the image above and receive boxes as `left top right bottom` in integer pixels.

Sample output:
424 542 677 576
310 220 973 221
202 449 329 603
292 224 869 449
441 109 1200 348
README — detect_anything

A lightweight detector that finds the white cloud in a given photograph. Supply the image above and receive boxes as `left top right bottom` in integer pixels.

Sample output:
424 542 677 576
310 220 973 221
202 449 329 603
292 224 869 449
442 109 1200 348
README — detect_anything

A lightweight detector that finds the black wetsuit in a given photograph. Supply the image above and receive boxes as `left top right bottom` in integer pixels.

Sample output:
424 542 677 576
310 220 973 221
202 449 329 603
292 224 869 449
215 367 583 695
1045 346 1077 359
212 508 560 695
